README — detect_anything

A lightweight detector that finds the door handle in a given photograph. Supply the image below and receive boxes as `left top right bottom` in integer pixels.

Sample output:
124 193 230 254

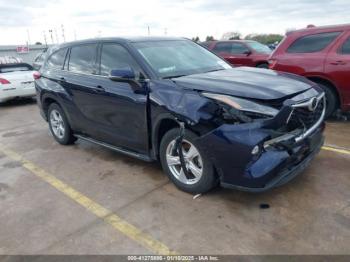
330 61 346 65
94 85 105 93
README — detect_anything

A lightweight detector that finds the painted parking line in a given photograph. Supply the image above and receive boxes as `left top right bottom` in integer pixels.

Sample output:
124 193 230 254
322 146 350 155
0 145 177 255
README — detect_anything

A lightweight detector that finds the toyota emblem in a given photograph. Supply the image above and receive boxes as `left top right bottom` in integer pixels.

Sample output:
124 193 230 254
308 97 318 111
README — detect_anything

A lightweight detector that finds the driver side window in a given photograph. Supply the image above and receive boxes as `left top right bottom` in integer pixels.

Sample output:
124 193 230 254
100 43 141 77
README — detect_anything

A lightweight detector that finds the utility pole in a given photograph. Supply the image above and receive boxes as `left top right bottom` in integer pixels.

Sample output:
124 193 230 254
43 31 47 46
26 29 31 45
54 28 59 44
61 24 66 42
147 26 150 36
49 29 54 44
164 28 167 35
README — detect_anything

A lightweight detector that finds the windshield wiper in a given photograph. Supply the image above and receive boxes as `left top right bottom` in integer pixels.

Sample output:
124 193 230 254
162 74 187 79
205 68 225 73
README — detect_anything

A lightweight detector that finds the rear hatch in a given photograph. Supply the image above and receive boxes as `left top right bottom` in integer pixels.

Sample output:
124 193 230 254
0 63 35 90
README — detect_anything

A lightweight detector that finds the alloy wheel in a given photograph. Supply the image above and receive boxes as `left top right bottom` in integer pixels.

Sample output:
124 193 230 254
50 109 65 139
165 139 203 185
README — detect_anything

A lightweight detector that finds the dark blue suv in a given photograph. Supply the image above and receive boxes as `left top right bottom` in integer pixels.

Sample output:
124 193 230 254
35 37 325 194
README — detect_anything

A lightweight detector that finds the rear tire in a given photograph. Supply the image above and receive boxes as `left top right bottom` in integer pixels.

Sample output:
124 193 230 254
317 83 338 118
159 128 218 194
48 103 76 145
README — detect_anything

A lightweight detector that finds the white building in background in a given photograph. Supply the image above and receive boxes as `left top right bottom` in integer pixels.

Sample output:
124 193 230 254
0 45 50 64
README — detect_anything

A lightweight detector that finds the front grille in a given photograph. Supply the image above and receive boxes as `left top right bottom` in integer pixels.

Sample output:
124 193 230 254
288 98 324 130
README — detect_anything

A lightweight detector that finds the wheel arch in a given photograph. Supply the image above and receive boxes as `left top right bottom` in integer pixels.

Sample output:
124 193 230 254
41 93 74 128
306 76 341 107
42 93 61 118
152 114 180 159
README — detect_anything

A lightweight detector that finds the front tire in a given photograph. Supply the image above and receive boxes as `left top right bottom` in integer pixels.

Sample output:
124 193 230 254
48 103 76 145
317 83 338 118
159 128 218 194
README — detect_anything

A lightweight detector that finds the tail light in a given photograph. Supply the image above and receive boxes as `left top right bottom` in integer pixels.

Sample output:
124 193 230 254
33 71 41 80
0 78 10 85
268 59 277 69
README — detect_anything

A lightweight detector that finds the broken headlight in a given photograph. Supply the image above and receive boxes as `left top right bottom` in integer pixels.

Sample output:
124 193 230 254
202 92 278 123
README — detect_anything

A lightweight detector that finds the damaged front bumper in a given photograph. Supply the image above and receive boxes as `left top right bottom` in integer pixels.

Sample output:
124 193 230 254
196 109 325 192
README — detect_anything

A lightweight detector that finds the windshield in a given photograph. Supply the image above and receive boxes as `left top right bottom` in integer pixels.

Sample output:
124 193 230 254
246 42 272 54
133 40 231 78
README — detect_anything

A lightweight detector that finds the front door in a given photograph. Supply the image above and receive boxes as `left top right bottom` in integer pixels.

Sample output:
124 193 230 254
325 32 350 109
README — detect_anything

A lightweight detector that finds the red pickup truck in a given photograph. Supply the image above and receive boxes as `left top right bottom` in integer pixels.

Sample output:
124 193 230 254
269 24 350 117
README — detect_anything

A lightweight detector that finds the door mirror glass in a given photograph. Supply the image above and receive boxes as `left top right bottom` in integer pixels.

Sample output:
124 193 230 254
109 66 136 81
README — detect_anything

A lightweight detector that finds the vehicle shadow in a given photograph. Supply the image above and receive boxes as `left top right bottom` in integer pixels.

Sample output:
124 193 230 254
0 97 37 108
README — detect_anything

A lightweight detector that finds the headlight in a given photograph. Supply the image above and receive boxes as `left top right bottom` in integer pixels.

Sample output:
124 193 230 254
202 92 278 119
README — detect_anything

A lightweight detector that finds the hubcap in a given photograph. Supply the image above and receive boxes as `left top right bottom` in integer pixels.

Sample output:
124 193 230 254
166 139 203 185
50 110 65 139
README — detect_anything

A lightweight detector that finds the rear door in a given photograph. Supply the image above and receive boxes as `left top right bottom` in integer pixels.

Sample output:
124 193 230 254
325 31 350 108
62 43 101 137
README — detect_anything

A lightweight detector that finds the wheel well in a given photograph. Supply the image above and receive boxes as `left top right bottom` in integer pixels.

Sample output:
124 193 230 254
155 118 179 159
307 77 340 105
256 61 268 67
42 97 58 118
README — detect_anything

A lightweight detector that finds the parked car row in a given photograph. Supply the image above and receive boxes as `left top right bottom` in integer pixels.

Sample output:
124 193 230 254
201 24 350 117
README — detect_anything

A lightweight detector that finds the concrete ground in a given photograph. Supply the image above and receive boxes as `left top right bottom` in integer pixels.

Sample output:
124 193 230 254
0 98 349 255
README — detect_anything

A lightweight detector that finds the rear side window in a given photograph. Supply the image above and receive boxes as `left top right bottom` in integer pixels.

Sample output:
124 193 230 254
46 48 67 70
100 43 141 76
287 32 341 53
340 37 350 54
68 44 98 74
213 42 231 53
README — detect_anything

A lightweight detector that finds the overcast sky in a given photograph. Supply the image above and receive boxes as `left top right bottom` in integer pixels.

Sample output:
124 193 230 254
0 0 349 45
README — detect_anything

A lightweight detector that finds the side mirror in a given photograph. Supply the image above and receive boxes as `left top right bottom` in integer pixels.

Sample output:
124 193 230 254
108 67 146 93
109 67 136 81
244 50 252 56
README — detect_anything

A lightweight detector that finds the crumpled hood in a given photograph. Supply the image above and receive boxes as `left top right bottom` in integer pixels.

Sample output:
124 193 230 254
173 67 315 100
